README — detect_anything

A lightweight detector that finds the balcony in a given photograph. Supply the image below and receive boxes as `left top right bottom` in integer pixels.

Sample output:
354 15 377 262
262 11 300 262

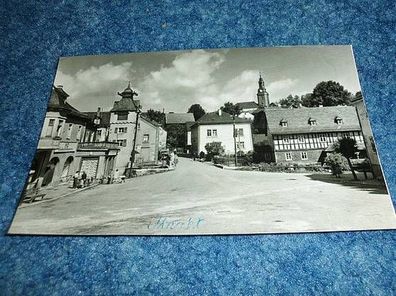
37 137 61 150
78 141 119 150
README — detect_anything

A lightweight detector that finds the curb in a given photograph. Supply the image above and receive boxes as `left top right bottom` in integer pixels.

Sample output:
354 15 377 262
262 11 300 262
18 183 100 209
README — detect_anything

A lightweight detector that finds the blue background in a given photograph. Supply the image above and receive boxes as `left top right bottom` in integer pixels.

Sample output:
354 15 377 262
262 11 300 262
1 1 395 295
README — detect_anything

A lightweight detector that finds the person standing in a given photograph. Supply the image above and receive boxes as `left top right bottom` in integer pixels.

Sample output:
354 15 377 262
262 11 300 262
81 171 87 187
73 171 80 188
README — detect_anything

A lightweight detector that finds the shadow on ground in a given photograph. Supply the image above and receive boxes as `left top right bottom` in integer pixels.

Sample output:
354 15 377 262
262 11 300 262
307 173 388 195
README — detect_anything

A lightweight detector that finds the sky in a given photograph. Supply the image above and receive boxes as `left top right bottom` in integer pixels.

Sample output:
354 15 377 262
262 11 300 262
54 45 362 113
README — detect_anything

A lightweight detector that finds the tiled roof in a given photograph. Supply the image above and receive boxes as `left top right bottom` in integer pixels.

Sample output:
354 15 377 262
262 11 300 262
110 98 141 112
193 111 252 126
140 114 162 127
84 111 111 127
236 101 259 109
266 106 361 135
48 87 91 121
165 113 195 124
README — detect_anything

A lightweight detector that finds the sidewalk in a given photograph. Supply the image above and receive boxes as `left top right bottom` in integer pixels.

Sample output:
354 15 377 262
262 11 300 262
19 182 100 208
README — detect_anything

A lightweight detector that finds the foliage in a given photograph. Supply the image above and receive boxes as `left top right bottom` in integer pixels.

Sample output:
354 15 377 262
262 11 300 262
144 109 165 126
166 124 186 149
333 137 359 180
220 102 241 116
187 104 206 121
279 95 302 108
324 153 348 176
302 81 352 107
199 151 206 159
334 137 357 159
204 142 224 160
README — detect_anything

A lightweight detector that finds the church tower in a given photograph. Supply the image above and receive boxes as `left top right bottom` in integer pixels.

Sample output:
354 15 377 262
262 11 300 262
257 74 270 108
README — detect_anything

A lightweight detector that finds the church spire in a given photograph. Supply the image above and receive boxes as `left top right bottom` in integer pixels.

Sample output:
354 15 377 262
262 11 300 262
257 73 270 108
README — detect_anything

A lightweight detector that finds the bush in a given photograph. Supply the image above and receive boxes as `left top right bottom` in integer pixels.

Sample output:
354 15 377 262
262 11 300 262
205 142 224 161
199 151 206 159
324 153 349 176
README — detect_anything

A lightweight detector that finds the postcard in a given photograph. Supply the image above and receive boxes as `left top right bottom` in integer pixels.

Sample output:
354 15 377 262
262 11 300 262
8 45 396 235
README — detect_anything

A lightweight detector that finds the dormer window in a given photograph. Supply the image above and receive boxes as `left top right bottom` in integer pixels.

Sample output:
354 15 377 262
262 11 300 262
308 118 317 126
335 116 343 125
280 119 288 127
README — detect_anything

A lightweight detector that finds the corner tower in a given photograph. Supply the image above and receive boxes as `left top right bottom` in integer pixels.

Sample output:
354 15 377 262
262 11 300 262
257 73 270 108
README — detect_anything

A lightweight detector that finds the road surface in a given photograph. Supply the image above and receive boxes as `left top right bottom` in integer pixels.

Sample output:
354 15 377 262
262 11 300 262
9 158 396 235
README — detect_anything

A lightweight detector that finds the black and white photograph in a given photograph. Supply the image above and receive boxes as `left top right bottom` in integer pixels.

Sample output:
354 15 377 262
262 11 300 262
8 45 396 235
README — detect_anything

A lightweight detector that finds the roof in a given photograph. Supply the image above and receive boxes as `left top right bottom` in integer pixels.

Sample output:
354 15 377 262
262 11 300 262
47 86 91 121
266 106 361 135
110 98 141 112
193 111 252 126
165 113 195 124
140 114 162 127
84 111 111 127
236 101 259 109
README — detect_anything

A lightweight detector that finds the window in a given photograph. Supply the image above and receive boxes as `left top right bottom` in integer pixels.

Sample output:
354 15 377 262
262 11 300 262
319 134 326 142
212 129 217 137
207 129 212 137
236 128 244 136
76 126 82 141
298 136 305 143
66 124 73 139
335 117 343 125
283 136 290 144
237 142 245 149
143 134 149 143
117 112 128 121
309 119 317 126
56 120 64 137
118 127 127 133
342 132 350 138
116 139 127 147
46 119 55 137
280 120 288 127
97 129 102 136
285 152 292 161
301 151 308 160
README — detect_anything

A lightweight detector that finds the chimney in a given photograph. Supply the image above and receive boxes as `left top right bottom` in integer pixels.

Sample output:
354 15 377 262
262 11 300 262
218 109 222 116
96 107 101 116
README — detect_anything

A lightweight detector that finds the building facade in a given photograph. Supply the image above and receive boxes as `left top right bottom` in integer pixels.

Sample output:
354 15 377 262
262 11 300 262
350 95 382 178
29 86 119 188
263 106 365 164
108 83 167 172
191 110 253 155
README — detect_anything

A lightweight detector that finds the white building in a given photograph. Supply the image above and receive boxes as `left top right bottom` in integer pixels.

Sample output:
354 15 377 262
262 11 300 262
108 83 167 172
191 110 253 155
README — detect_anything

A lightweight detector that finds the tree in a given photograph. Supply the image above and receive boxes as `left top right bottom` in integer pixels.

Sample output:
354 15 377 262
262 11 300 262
279 94 302 108
166 124 186 149
144 109 165 126
204 142 224 160
333 137 358 180
301 93 314 107
220 102 241 117
187 104 206 121
305 81 352 107
324 153 347 177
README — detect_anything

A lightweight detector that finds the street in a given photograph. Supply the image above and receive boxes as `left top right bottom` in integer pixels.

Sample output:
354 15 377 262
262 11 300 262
9 158 396 235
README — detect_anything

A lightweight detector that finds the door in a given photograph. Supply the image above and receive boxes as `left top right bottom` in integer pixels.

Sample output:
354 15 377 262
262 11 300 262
80 157 99 179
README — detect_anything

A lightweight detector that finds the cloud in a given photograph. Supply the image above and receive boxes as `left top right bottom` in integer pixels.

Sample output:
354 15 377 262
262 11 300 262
137 50 226 112
54 62 135 109
267 78 299 100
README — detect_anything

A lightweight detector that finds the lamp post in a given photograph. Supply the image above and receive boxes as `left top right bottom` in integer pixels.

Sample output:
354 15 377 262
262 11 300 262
233 114 238 166
130 102 141 172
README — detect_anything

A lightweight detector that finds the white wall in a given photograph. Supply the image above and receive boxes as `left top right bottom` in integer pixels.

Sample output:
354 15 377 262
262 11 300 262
197 123 253 155
108 111 138 171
